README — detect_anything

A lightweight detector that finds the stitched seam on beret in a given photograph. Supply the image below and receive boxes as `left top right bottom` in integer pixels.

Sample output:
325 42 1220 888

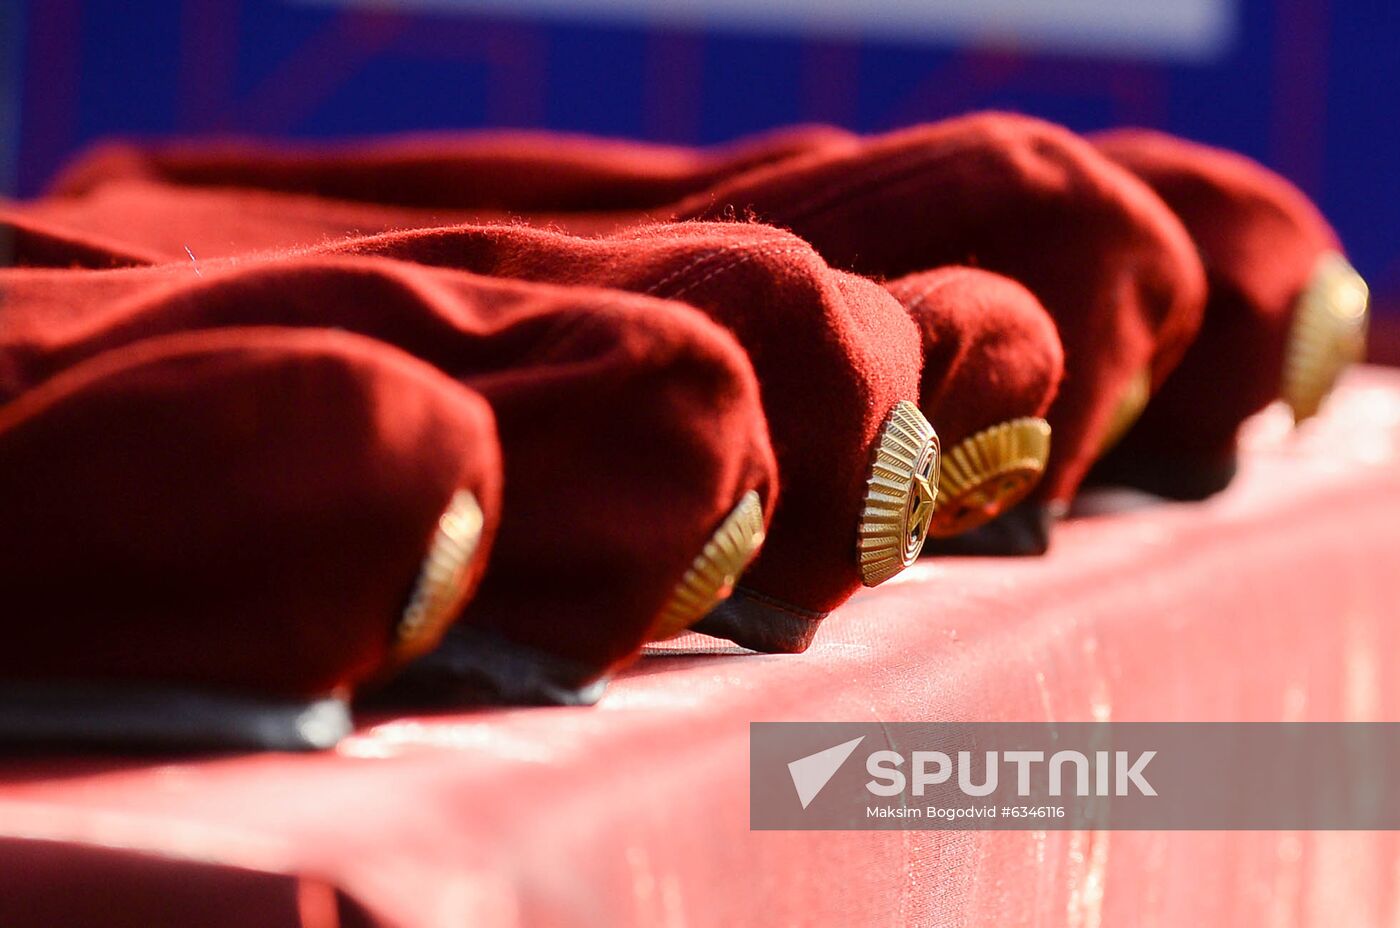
671 246 815 299
645 242 752 294
646 245 815 302
890 276 958 315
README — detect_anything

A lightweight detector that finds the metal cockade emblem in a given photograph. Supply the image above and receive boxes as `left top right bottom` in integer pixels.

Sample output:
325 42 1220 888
858 401 940 586
929 417 1052 537
395 489 486 662
650 489 768 640
1282 252 1370 422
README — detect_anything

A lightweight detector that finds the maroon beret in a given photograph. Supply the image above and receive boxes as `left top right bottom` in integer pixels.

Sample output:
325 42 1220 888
1089 129 1369 498
886 267 1061 540
0 257 777 702
3 190 944 652
0 325 502 749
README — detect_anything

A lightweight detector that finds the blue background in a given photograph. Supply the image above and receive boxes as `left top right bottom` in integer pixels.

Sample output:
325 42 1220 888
4 0 1397 319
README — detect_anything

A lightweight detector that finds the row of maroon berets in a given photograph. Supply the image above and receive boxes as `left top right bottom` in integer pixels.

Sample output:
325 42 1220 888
0 112 1368 749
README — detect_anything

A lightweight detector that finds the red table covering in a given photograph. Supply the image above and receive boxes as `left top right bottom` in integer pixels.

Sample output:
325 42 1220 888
2 368 1399 928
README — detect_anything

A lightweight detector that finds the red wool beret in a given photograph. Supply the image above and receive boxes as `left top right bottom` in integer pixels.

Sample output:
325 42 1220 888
0 257 777 701
1088 129 1369 499
2 191 945 652
885 267 1061 540
0 325 502 749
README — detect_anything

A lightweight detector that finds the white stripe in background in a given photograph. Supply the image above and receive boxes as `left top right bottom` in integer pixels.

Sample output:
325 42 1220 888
299 0 1237 62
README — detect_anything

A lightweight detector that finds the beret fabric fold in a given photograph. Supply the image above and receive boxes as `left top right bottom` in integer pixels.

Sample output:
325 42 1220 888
0 204 164 268
6 183 442 266
0 325 503 748
0 257 777 701
1088 129 1368 499
49 124 857 213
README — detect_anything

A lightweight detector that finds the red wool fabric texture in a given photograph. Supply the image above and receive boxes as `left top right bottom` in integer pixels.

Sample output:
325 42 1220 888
1091 128 1342 470
0 258 777 694
48 124 857 214
886 266 1064 445
0 325 504 700
32 113 1203 504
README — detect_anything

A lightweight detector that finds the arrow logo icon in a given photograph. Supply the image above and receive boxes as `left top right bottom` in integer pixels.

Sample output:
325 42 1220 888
788 736 865 809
